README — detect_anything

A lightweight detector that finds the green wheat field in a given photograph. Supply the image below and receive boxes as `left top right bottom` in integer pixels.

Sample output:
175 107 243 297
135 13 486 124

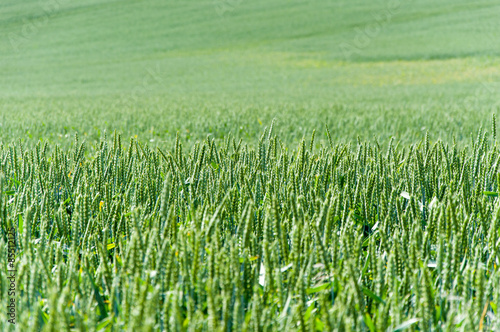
1 0 500 331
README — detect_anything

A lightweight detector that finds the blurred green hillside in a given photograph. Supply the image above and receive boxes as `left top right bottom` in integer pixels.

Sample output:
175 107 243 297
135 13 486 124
0 0 499 146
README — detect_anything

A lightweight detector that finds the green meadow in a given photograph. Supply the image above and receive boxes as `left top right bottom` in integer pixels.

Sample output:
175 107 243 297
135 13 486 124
0 0 499 145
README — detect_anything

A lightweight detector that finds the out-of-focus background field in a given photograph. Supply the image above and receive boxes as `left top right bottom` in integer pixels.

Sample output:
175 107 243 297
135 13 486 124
0 0 499 146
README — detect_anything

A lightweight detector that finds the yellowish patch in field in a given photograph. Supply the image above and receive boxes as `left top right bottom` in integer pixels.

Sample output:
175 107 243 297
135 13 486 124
285 56 500 86
241 50 499 85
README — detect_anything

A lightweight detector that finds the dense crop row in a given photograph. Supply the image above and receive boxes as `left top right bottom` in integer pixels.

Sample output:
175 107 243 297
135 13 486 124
1 125 500 331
